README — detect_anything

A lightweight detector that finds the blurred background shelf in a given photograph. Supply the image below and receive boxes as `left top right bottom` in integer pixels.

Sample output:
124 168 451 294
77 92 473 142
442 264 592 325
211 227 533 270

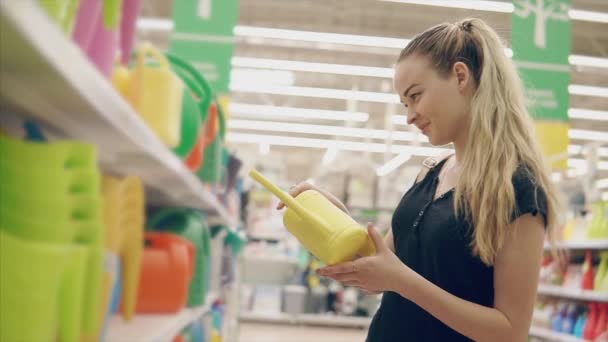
529 326 588 342
537 284 608 302
239 311 370 329
0 0 236 227
106 293 218 342
545 240 608 250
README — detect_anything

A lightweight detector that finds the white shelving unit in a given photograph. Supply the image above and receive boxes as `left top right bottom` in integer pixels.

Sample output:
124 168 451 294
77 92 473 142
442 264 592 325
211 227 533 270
537 284 608 303
529 326 588 342
0 0 235 227
545 240 608 250
106 293 218 342
240 311 371 329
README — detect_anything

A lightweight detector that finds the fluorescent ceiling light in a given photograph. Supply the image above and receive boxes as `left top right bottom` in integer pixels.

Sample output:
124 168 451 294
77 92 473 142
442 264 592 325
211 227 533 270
230 103 369 122
322 148 339 165
227 132 451 156
228 119 421 141
568 158 608 171
569 85 608 98
569 108 608 121
380 0 608 23
259 143 270 155
232 57 394 78
231 69 295 86
597 178 608 189
235 25 409 48
381 0 513 12
569 129 608 143
377 153 412 176
569 55 608 69
568 145 608 158
138 19 608 69
229 83 399 103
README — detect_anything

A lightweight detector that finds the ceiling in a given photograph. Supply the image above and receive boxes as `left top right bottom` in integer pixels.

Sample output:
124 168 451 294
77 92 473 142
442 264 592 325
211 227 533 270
135 0 608 201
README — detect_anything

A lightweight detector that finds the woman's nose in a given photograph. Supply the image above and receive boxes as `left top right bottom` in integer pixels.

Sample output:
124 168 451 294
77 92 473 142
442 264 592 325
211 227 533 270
406 109 417 125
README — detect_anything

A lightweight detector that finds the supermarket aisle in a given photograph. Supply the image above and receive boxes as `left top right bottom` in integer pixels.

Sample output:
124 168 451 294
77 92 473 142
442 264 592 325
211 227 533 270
239 323 368 342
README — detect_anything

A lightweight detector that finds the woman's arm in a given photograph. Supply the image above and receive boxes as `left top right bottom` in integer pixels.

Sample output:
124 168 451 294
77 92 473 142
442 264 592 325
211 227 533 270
396 213 544 342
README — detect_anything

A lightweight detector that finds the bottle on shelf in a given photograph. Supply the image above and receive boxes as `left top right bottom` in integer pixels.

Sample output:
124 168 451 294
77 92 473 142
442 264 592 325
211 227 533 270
584 302 599 340
574 311 587 338
594 303 608 339
582 251 595 291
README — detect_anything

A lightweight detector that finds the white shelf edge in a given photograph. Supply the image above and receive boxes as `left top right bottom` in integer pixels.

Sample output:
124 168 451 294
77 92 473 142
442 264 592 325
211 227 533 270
239 311 371 328
538 284 608 302
529 326 588 342
107 293 218 342
545 240 608 250
0 0 236 228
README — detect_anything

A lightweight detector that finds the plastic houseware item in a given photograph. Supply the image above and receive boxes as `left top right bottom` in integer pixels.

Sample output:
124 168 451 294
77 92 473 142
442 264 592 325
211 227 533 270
595 304 608 339
86 16 119 77
574 312 587 338
148 209 211 307
198 101 225 183
102 176 144 321
0 135 104 337
187 102 217 171
224 228 247 255
102 0 122 28
59 245 88 342
582 251 595 290
112 64 131 99
585 302 599 340
0 134 96 169
128 43 184 147
249 169 376 265
119 0 143 64
596 252 608 292
171 67 203 159
72 0 101 50
0 230 70 342
39 0 81 33
135 232 196 313
0 162 99 196
167 53 213 165
97 252 120 342
588 201 608 239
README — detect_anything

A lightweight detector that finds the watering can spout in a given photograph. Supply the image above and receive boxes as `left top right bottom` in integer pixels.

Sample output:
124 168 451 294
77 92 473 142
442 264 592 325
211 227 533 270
248 169 327 227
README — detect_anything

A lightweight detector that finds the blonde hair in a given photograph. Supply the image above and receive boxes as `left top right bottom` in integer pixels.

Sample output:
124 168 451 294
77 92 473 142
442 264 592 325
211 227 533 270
399 18 560 265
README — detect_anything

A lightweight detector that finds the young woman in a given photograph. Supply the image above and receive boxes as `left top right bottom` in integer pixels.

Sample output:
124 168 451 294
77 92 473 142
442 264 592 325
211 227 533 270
279 18 561 341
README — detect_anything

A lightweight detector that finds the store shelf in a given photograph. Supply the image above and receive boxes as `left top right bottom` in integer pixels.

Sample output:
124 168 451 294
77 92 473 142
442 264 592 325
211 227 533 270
545 240 608 250
107 293 217 342
0 0 236 227
529 326 587 342
240 311 371 329
538 284 608 302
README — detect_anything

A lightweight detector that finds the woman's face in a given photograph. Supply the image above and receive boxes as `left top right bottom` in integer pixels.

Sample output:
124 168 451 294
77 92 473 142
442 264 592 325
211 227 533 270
393 55 474 146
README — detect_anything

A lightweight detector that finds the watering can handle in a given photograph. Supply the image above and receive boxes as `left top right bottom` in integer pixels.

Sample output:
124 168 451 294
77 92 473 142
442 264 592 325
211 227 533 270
249 169 327 227
137 42 170 72
166 54 213 119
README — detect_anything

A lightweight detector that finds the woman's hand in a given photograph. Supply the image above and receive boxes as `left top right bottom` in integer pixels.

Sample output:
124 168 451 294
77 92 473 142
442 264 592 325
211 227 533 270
318 223 414 295
277 181 349 214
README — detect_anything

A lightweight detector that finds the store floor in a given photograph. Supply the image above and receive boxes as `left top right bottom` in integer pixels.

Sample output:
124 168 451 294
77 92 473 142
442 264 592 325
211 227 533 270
238 322 368 342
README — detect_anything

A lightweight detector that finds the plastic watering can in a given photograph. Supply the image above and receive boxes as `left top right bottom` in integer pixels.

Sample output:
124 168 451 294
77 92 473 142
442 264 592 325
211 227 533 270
135 232 196 313
189 102 218 172
148 209 211 306
39 0 81 33
170 67 204 160
58 245 88 342
128 43 184 147
248 169 375 265
101 176 144 322
119 0 143 65
588 201 608 239
167 54 213 166
198 100 225 183
0 230 71 342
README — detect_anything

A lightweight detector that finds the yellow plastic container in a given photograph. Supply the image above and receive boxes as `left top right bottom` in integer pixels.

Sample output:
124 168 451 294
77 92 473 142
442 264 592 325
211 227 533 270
128 43 184 147
100 176 144 323
249 169 375 265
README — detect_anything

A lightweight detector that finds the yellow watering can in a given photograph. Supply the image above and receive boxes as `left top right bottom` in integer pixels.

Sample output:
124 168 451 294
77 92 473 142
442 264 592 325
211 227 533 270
99 176 144 328
126 42 184 147
249 169 375 265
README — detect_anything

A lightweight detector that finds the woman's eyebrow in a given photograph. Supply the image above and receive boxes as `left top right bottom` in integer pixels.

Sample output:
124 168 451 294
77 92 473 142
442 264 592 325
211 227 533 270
403 83 419 98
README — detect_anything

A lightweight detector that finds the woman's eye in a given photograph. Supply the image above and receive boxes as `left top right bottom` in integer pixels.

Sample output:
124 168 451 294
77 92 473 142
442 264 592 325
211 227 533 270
411 92 421 102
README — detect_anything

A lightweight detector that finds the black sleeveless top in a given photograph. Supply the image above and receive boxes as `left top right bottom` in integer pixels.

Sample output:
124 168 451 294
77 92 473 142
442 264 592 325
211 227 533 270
366 158 548 342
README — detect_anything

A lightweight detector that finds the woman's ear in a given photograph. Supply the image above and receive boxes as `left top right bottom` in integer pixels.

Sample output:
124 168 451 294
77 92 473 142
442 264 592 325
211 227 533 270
453 62 471 92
